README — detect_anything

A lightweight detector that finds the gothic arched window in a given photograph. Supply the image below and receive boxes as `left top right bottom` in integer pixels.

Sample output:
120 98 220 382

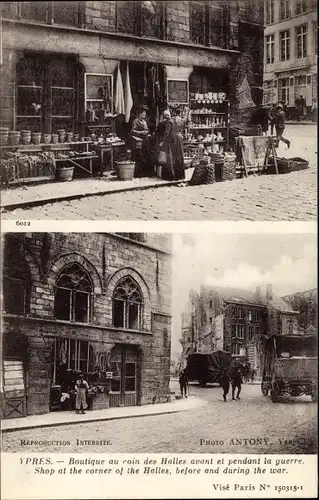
3 235 31 315
113 276 143 330
54 264 92 323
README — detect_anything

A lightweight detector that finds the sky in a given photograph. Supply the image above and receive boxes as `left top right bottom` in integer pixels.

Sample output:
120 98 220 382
171 232 317 357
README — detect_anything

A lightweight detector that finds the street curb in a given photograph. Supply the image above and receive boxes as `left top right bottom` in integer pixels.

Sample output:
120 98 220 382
0 178 186 212
1 399 206 433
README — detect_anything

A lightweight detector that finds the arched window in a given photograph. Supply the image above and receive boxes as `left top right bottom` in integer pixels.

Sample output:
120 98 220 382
3 235 31 315
54 264 92 323
113 277 143 330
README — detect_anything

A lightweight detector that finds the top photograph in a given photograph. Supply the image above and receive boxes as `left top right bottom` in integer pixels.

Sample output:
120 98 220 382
0 0 317 221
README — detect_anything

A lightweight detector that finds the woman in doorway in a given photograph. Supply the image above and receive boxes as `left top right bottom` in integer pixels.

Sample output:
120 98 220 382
157 108 185 181
75 373 89 414
130 105 154 177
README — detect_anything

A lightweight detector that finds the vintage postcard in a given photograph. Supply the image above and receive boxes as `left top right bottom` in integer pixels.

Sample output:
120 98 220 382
1 228 317 498
0 0 316 222
0 0 318 498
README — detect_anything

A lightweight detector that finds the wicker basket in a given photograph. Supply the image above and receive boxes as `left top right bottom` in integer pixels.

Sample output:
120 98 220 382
222 153 237 181
267 156 309 175
189 163 207 186
204 163 216 184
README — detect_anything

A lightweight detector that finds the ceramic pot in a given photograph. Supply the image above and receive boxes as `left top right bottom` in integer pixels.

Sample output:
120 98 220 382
0 127 9 146
51 134 59 144
32 132 42 145
43 134 51 144
73 134 79 142
66 132 73 142
21 131 32 145
9 131 21 146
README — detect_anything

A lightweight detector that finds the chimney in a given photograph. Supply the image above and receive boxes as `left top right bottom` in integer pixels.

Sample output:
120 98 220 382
266 284 273 301
255 285 262 300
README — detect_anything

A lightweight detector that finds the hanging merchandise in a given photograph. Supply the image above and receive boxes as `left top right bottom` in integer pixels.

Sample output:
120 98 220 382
114 62 125 115
236 75 256 110
125 61 133 123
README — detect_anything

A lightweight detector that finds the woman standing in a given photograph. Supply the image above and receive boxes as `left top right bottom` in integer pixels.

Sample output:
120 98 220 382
130 105 154 177
157 108 185 181
75 373 89 414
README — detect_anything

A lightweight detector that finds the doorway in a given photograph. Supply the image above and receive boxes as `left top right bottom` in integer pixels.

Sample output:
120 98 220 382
109 344 139 407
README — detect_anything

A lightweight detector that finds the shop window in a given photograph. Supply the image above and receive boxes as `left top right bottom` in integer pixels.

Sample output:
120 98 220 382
278 78 290 105
125 362 136 391
113 277 143 330
54 264 92 323
3 235 31 315
110 361 122 391
16 54 83 134
296 25 308 58
266 34 275 64
280 30 290 62
53 338 90 385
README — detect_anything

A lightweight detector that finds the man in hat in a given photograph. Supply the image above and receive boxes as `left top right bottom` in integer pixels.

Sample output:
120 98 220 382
274 103 290 149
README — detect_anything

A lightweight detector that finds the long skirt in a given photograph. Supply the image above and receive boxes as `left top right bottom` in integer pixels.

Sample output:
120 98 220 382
161 133 185 181
75 388 87 410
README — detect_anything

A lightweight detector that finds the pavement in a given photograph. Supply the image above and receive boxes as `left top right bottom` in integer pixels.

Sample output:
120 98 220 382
0 169 194 211
1 395 206 433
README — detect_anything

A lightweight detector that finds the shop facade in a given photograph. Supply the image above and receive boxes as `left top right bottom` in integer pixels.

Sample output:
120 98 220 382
1 232 172 418
0 1 264 184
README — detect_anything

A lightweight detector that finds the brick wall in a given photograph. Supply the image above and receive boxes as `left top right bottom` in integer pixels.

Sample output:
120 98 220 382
2 232 172 415
0 49 16 130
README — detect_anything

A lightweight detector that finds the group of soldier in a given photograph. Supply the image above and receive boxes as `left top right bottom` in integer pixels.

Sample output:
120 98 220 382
178 362 256 402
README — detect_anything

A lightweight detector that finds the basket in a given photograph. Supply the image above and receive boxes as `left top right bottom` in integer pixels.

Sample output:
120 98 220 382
267 157 309 175
222 154 237 181
203 163 215 184
189 163 207 186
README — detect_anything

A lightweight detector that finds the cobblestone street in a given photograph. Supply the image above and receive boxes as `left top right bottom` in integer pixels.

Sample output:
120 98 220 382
2 125 316 221
2 383 316 454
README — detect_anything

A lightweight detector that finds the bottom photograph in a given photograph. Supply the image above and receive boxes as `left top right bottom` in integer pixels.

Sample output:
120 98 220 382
1 231 317 455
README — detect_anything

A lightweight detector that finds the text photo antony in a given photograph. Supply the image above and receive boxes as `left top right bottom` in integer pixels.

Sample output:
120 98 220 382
0 1 316 221
1 231 317 454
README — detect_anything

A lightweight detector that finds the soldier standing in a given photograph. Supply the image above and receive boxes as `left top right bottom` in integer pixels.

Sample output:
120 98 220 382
179 370 188 398
220 369 230 402
230 364 243 400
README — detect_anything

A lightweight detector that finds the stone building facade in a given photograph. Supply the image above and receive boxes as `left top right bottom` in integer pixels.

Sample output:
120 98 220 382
1 232 172 418
263 0 317 110
180 284 299 374
0 0 264 134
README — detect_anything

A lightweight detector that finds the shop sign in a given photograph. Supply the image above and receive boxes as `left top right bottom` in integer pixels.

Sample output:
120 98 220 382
167 79 189 104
